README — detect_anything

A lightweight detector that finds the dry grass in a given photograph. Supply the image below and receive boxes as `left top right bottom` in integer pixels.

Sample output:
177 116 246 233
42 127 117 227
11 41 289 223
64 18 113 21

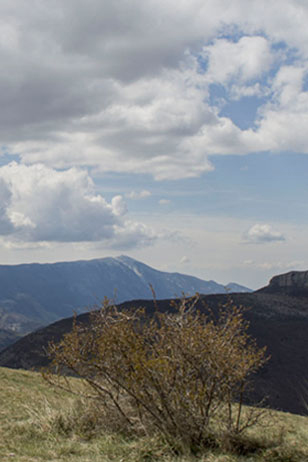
0 367 307 461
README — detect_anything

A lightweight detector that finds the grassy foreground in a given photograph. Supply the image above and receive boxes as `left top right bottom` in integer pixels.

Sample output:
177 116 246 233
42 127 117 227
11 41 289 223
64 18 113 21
0 367 307 462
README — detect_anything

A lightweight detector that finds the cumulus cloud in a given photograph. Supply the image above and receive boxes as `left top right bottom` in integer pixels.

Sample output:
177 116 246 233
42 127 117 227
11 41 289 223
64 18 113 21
111 195 128 216
111 221 159 250
1 1 308 180
253 63 308 152
0 178 14 235
0 162 157 247
244 224 286 243
203 36 273 86
12 66 218 180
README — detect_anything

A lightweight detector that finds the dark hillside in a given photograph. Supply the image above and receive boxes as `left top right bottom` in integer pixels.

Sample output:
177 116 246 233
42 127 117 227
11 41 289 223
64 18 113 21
0 289 307 416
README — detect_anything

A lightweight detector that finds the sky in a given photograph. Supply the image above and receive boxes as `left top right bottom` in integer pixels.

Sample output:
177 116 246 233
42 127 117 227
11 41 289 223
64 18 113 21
1 0 308 289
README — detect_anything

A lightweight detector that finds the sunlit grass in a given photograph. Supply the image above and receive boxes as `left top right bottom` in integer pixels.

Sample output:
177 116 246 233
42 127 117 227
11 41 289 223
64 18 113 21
0 367 307 461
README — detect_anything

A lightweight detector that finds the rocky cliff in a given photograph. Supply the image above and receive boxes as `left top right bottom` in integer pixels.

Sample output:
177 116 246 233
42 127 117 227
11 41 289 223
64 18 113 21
259 270 308 296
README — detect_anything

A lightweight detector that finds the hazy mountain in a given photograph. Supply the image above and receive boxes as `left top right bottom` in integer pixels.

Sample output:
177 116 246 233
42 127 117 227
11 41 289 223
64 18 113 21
225 282 251 293
0 328 21 352
0 269 307 416
0 255 251 339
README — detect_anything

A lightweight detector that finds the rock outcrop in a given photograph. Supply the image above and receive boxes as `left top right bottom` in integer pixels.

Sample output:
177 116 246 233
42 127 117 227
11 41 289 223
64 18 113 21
259 270 308 296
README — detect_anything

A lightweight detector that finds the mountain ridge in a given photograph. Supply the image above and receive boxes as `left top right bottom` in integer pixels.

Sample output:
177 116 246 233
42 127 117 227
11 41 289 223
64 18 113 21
0 255 251 341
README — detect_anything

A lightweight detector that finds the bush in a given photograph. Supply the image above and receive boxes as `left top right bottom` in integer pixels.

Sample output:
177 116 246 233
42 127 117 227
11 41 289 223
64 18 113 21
44 295 268 452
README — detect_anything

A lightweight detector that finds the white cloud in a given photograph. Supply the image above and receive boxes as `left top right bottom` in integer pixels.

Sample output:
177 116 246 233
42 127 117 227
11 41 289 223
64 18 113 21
252 63 308 152
180 256 190 264
159 199 171 205
230 82 267 101
243 259 304 271
0 162 157 248
0 178 14 235
111 195 128 216
111 221 158 250
126 190 151 199
244 224 286 243
203 36 273 86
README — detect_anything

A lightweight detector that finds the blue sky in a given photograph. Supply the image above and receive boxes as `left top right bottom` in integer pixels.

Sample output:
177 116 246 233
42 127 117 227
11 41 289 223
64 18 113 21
0 1 308 289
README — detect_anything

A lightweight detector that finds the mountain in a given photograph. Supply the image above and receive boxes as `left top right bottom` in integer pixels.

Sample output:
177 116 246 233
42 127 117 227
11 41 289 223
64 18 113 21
0 255 251 340
225 282 251 293
0 328 21 352
0 269 307 416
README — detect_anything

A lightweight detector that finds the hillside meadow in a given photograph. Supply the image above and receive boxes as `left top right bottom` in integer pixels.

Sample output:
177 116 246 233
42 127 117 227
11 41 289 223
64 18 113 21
0 367 307 462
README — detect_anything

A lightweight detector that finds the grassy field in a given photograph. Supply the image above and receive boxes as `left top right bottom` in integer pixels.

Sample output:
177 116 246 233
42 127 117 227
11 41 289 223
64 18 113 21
0 367 307 462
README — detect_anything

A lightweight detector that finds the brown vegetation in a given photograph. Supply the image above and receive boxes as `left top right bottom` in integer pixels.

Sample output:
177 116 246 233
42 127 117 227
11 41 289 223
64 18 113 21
44 295 269 453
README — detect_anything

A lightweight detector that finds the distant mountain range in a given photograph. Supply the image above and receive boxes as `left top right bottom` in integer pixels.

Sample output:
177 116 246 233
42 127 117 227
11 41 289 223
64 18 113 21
1 269 308 416
0 255 251 348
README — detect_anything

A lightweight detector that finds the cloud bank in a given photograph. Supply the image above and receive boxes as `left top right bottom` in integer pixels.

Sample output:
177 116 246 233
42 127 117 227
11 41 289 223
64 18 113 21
1 0 308 258
0 0 308 181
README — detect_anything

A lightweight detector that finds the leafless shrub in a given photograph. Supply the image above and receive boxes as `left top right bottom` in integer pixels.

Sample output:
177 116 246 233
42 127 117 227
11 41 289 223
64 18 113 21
44 295 269 452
